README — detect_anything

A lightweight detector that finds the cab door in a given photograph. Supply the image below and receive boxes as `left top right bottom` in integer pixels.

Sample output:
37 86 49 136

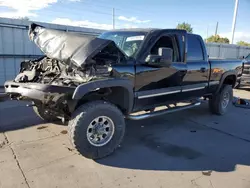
181 34 209 98
134 32 187 111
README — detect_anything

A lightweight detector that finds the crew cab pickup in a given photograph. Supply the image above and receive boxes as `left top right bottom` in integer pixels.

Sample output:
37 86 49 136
4 23 243 159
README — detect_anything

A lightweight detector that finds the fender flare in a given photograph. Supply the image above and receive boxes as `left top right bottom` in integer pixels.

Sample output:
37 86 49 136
72 78 134 113
216 70 237 93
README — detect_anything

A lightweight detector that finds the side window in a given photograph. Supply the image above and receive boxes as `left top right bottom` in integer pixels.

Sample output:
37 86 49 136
149 36 177 61
187 35 204 61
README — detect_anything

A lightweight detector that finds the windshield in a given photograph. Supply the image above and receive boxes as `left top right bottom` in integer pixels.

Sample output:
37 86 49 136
98 31 147 57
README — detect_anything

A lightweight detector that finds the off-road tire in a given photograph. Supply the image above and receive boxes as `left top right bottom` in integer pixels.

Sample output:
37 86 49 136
33 104 59 122
68 100 125 159
209 84 233 115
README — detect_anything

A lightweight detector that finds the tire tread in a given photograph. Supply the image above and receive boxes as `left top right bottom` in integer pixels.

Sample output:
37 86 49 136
209 84 233 115
68 100 125 159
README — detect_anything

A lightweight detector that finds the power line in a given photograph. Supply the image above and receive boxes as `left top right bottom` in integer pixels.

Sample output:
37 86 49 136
1 1 156 30
39 5 152 28
55 3 113 16
26 8 126 29
88 0 157 15
68 0 156 17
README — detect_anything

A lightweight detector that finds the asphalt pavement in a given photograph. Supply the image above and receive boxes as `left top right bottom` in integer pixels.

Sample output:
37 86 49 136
0 88 7 102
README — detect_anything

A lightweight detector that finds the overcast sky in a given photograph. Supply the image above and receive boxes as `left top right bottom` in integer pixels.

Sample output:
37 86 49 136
0 0 250 43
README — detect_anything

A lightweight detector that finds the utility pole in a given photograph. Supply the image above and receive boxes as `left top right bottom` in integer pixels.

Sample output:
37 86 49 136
112 8 115 29
206 25 209 43
215 22 218 35
231 0 239 44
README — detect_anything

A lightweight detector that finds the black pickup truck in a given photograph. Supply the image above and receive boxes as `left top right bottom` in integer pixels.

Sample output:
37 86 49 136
4 24 243 159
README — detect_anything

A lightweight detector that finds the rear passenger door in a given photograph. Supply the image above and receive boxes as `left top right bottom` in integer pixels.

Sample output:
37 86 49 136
181 34 209 97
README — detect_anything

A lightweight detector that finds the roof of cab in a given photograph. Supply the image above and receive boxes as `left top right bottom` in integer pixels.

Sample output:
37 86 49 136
110 28 160 32
104 28 188 34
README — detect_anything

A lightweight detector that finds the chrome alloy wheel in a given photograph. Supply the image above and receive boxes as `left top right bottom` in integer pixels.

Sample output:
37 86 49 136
86 116 115 147
221 91 230 109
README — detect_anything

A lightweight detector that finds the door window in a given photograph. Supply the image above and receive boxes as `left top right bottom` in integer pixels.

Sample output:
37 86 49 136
149 36 178 62
187 35 204 61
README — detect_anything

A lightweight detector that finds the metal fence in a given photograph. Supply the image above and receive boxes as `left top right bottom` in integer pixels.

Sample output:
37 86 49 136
1 17 250 85
206 42 250 59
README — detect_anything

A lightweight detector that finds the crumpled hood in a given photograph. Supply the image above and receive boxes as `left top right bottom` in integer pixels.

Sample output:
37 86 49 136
29 23 116 68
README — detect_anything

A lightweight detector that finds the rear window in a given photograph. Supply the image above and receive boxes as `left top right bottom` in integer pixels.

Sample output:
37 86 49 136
187 35 204 61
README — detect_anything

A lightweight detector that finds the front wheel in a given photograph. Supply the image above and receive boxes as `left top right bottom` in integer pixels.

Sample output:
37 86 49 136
209 85 233 115
68 100 125 159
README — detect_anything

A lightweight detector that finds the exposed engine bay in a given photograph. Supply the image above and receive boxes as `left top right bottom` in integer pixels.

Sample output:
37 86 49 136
13 23 127 86
14 56 113 87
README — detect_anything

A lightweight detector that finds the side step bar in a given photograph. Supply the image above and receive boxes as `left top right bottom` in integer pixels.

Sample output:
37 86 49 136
126 102 201 120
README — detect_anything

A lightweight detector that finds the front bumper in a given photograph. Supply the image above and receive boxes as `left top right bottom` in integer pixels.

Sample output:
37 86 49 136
4 81 76 101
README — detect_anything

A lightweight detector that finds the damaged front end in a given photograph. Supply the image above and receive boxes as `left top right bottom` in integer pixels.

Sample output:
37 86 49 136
17 23 126 86
5 23 126 118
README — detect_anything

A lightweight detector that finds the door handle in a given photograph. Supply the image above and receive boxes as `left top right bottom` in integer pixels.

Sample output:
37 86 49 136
200 67 206 72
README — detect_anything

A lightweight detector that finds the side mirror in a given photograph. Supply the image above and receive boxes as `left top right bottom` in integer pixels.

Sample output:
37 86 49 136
145 55 161 63
158 47 173 64
239 56 245 59
145 47 173 64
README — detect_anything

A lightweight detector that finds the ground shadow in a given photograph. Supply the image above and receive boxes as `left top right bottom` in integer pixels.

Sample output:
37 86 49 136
0 94 8 102
0 100 64 132
96 107 250 172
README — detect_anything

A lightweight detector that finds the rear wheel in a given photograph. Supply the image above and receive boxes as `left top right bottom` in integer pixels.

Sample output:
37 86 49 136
209 85 233 115
68 100 125 159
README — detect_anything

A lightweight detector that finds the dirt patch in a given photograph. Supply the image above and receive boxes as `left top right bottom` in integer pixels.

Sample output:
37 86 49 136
202 170 213 176
61 130 68 134
0 141 5 148
37 126 48 130
67 147 73 151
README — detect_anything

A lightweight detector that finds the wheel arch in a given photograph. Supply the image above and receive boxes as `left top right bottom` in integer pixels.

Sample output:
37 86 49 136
72 79 134 114
216 71 237 93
